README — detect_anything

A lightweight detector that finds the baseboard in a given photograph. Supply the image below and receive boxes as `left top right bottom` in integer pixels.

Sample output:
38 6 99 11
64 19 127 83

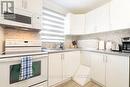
91 79 105 87
49 78 71 87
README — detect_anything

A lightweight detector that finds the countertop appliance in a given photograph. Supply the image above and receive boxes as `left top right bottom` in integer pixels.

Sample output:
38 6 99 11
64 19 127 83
122 37 130 53
99 40 105 50
5 39 42 54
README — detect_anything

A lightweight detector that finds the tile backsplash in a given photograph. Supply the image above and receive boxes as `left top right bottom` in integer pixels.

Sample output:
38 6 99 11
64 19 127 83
4 27 40 40
78 29 130 44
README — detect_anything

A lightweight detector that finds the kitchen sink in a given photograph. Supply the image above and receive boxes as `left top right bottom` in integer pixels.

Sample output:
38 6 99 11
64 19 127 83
41 48 64 52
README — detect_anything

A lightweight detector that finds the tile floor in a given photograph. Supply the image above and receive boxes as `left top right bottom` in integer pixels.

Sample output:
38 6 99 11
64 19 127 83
56 80 102 87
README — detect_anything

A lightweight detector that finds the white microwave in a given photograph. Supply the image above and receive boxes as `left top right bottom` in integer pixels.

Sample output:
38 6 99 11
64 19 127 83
1 8 33 28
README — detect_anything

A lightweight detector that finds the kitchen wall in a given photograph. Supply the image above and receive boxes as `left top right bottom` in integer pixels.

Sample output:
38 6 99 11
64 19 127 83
4 27 40 40
78 29 130 44
0 26 4 54
0 26 4 41
41 36 78 49
0 26 41 54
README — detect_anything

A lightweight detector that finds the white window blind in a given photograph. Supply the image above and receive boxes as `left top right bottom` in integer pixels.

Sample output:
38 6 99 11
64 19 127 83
41 8 65 42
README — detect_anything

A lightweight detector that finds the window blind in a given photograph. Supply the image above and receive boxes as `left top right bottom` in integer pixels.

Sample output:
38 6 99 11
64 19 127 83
41 8 65 42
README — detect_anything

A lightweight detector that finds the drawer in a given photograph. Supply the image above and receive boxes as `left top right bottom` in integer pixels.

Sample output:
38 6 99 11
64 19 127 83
30 82 47 87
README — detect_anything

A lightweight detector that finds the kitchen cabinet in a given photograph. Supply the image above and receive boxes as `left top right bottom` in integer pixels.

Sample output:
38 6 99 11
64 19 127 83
30 82 47 87
80 51 92 67
48 53 63 87
85 10 96 34
32 14 42 29
14 0 43 14
27 0 43 14
106 55 129 87
48 51 80 86
90 52 129 87
65 13 86 35
110 0 130 30
85 3 110 34
63 51 80 80
95 3 110 33
91 53 106 86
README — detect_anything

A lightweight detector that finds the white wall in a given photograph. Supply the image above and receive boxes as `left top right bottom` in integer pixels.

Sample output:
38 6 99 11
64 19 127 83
43 0 69 15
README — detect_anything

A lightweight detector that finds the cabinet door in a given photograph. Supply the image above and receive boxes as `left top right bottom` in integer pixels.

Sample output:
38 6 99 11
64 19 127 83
63 51 80 80
27 0 43 14
80 51 92 67
65 13 85 35
106 55 129 87
30 82 47 87
110 0 130 30
91 53 106 86
85 10 96 34
48 53 63 86
32 14 42 29
96 3 110 32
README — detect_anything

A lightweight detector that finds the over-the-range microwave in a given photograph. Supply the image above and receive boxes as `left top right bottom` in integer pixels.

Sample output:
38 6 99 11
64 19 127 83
4 12 31 24
2 9 33 28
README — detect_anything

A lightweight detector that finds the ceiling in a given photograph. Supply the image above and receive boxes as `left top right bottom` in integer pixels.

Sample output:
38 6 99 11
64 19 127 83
48 0 110 13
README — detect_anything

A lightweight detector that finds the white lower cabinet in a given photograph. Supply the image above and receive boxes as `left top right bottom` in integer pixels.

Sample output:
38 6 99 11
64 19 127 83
48 51 80 87
80 51 92 67
90 52 129 87
106 55 129 87
63 51 80 80
48 53 63 87
91 53 106 86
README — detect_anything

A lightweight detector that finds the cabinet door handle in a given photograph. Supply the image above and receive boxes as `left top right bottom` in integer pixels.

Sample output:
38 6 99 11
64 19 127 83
61 54 64 60
103 57 105 63
106 56 108 63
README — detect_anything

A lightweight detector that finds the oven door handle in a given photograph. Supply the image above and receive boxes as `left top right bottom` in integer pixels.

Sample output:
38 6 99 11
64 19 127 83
0 55 48 63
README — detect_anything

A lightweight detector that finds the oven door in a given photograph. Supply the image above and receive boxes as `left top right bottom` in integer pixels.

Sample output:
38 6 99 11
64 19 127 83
0 54 48 87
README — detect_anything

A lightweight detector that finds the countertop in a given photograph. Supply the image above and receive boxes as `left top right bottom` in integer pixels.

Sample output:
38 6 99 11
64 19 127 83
45 48 80 54
0 48 130 58
0 49 80 58
81 49 130 57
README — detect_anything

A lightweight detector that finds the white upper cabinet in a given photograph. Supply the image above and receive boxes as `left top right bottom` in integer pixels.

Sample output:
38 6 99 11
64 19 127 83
32 14 42 29
110 0 130 30
65 13 86 35
85 10 97 34
85 3 110 34
95 3 110 33
14 0 43 14
27 0 43 14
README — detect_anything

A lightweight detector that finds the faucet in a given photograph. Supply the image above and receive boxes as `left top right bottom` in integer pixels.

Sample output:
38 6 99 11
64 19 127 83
59 42 64 50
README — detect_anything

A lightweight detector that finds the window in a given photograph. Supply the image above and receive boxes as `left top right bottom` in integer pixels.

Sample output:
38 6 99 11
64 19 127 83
41 8 65 42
